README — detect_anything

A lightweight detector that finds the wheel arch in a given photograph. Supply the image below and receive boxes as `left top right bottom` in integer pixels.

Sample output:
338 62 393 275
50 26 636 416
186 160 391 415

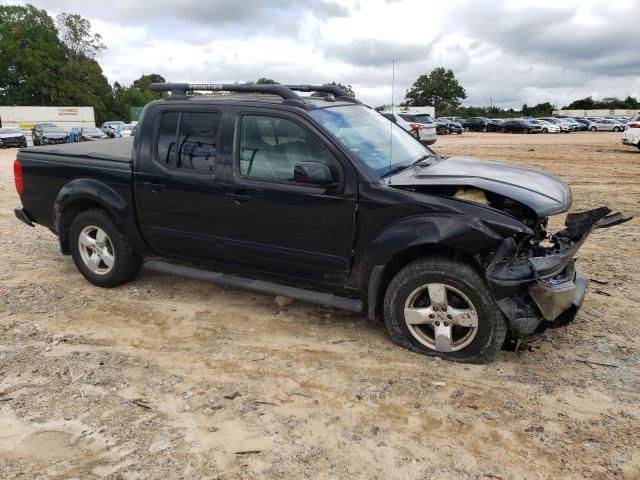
54 179 149 255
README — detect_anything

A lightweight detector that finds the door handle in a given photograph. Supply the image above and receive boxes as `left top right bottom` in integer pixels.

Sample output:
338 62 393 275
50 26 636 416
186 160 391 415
141 181 167 192
225 191 252 204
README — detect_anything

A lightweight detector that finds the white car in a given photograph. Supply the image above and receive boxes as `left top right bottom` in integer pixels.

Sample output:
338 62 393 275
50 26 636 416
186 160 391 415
120 124 134 137
101 121 125 138
622 116 640 150
381 112 437 145
529 119 560 133
537 117 573 133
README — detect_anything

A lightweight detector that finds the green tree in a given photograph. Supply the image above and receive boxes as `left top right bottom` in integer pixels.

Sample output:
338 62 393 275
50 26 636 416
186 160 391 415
404 68 466 115
55 13 105 59
310 82 355 97
59 55 112 123
0 5 66 105
256 77 278 84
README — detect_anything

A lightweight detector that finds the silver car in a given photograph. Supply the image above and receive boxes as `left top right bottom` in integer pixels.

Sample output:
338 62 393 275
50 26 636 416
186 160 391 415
591 119 626 132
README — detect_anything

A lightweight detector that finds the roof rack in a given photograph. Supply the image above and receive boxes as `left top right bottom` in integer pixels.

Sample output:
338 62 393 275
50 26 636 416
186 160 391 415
149 82 361 104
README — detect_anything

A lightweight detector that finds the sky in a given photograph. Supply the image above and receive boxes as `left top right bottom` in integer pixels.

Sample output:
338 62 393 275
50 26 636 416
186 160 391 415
8 0 640 108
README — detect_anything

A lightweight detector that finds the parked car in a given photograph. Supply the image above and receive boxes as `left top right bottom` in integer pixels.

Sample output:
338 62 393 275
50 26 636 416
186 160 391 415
567 118 588 131
622 119 640 150
590 119 625 132
499 119 543 134
606 118 628 130
120 124 134 137
528 119 561 133
38 126 68 145
382 112 437 145
13 82 631 363
101 121 125 138
573 118 596 131
31 123 59 146
0 127 28 148
537 117 573 133
435 117 464 134
79 127 108 141
461 117 501 132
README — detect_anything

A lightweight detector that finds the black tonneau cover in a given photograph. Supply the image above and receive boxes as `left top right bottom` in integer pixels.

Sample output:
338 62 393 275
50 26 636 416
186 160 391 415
21 138 133 163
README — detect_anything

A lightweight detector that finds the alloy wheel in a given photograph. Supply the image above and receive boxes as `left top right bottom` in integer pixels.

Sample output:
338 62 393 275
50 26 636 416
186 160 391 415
78 225 115 275
403 283 479 352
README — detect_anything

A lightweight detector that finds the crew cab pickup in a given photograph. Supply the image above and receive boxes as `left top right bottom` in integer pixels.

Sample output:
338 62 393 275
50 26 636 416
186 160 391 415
13 82 631 363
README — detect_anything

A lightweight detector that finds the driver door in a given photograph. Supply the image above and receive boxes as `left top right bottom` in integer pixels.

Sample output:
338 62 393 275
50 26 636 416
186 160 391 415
218 111 357 285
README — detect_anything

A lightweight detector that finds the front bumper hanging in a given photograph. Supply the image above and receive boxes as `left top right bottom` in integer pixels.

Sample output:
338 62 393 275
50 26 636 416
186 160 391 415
486 207 631 337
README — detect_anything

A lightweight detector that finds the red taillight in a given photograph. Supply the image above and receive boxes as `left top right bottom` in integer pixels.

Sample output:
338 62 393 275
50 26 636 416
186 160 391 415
14 159 24 195
409 123 422 130
628 122 640 128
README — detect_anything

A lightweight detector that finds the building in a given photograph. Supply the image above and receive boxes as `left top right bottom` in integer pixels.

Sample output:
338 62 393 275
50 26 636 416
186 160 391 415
553 109 640 118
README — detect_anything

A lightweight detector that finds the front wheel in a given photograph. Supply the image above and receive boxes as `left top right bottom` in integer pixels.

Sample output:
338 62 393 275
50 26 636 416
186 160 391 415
542 128 548 133
500 127 506 133
590 126 597 132
384 257 507 363
613 126 620 132
70 209 142 288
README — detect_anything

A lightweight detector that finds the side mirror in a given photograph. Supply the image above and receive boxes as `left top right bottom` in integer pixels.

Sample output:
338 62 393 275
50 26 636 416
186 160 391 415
294 161 335 185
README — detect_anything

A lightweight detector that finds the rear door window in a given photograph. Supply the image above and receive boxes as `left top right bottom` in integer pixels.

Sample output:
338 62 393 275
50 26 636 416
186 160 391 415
156 111 220 173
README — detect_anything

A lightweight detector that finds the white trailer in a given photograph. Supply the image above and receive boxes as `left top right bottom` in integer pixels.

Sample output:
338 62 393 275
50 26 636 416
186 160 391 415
396 106 436 117
0 106 95 145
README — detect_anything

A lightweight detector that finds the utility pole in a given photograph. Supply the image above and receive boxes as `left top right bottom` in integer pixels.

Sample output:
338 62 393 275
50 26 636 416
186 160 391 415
490 97 493 110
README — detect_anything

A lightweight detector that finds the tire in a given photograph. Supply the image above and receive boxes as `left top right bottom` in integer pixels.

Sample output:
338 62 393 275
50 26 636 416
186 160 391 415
613 127 620 132
482 126 488 133
590 126 596 132
70 209 142 288
383 257 507 363
500 127 506 133
526 129 531 134
464 127 470 132
542 128 548 133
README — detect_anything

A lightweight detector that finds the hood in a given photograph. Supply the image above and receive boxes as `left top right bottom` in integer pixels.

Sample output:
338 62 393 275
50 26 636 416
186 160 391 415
43 133 67 138
389 156 572 217
0 132 24 139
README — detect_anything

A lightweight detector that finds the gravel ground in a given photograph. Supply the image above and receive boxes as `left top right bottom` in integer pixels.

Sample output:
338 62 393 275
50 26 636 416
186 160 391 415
0 132 639 479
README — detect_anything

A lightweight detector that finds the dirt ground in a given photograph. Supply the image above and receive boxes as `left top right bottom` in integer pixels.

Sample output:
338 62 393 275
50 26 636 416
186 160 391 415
1 132 639 480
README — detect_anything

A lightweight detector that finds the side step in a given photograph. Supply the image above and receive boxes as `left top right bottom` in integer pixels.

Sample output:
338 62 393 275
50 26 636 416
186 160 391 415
144 260 364 313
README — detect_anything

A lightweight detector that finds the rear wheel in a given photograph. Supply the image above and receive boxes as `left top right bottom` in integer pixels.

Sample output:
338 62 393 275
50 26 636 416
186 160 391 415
482 126 488 133
70 209 142 288
590 126 597 132
613 126 620 132
542 128 548 133
384 257 507 363
500 127 506 133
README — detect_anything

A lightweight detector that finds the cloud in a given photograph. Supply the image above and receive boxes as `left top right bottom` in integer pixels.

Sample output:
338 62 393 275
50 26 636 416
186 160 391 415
12 0 640 109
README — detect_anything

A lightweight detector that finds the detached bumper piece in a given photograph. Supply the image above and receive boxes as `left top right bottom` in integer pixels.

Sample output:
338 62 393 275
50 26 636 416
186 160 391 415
487 207 632 337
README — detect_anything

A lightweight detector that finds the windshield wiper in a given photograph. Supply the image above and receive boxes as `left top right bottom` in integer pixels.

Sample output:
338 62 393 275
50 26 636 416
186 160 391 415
411 153 438 165
381 163 411 178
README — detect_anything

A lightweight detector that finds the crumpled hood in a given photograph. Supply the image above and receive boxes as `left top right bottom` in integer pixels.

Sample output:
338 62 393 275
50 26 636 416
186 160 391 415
390 156 572 217
0 132 24 139
42 133 67 138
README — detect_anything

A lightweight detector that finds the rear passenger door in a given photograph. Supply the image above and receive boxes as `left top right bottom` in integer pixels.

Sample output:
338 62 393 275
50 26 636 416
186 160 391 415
135 106 229 263
218 110 357 285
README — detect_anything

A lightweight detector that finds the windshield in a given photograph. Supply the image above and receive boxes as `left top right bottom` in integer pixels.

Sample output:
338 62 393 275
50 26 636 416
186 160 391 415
44 127 65 133
309 105 433 177
0 128 22 134
121 124 132 130
106 121 124 127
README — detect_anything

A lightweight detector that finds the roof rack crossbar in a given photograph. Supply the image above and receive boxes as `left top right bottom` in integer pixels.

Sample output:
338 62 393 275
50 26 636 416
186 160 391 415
149 82 303 101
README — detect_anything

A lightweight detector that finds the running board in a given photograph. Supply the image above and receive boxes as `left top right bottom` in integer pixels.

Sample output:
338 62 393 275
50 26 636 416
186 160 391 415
144 260 364 313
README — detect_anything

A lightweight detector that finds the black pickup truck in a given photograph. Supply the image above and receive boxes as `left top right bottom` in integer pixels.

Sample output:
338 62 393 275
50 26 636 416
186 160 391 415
13 83 630 363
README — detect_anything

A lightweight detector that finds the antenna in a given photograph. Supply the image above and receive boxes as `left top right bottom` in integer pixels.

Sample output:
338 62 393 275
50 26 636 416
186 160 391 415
389 59 395 183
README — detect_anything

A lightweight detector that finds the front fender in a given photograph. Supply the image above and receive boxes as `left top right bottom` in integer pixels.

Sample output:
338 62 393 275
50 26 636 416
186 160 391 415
54 178 148 254
361 212 529 270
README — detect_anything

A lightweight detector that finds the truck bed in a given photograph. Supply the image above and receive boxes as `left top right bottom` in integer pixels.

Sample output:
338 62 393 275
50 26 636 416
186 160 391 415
21 137 134 163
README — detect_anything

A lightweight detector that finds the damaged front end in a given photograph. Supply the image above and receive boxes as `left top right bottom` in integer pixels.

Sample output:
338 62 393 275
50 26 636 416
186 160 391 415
484 207 631 337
